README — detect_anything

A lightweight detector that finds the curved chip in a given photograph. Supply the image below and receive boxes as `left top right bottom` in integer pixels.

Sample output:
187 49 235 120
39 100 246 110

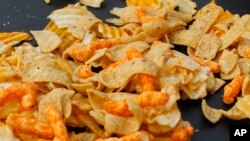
99 59 158 88
126 0 161 8
80 0 104 8
201 99 222 123
236 96 250 119
222 105 247 120
242 75 250 96
31 30 62 53
218 49 238 74
38 88 75 122
238 58 250 75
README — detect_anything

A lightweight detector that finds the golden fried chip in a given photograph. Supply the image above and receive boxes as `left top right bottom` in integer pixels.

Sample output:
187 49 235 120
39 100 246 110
22 59 72 88
190 1 223 33
144 42 172 67
48 4 101 39
235 96 250 119
70 132 97 141
169 29 203 48
0 100 22 119
238 58 250 75
201 99 222 123
175 0 197 14
166 17 186 33
0 125 19 141
241 14 250 32
237 37 250 58
220 15 245 50
222 104 247 120
220 64 241 80
126 0 161 8
45 21 81 53
80 0 104 8
165 7 193 23
0 32 31 44
100 59 158 88
242 75 250 96
31 30 62 53
218 49 238 74
206 72 216 93
38 88 74 122
106 41 149 61
72 83 95 95
0 66 16 82
210 78 225 94
195 33 221 60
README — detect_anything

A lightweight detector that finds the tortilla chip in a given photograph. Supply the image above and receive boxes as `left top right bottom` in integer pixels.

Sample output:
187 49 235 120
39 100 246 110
80 0 104 8
237 37 250 58
195 33 221 60
71 93 92 111
175 0 197 14
210 78 226 94
142 20 168 39
222 105 247 120
44 21 81 53
0 125 19 141
169 29 203 48
31 30 62 53
100 59 158 88
242 75 250 96
0 32 31 44
72 83 95 95
165 7 193 23
220 64 241 80
220 15 245 50
86 48 108 65
106 41 149 61
38 88 74 122
218 49 238 74
48 4 101 39
241 14 250 32
190 1 223 33
144 42 172 67
235 96 250 119
201 99 222 123
70 132 97 141
22 61 72 88
238 58 250 75
206 72 216 93
126 0 161 8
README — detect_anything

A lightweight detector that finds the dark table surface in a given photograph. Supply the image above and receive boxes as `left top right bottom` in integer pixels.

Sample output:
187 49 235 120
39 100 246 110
0 0 250 141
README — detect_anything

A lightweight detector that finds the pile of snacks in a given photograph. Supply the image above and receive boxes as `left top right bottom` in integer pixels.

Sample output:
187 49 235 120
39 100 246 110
1 0 250 140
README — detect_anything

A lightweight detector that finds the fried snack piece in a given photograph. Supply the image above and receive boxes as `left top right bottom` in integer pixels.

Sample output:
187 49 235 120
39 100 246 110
6 114 54 139
96 131 153 141
78 65 94 78
45 105 69 141
103 99 133 117
135 91 169 108
0 83 38 110
0 32 31 44
223 75 245 104
45 21 81 53
191 56 220 73
135 7 164 24
171 125 194 141
68 39 121 62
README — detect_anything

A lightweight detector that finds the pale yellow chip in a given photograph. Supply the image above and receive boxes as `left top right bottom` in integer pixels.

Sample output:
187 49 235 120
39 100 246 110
22 59 72 88
169 29 203 48
70 132 97 141
142 20 168 39
80 0 104 8
165 6 193 23
218 49 238 74
220 64 241 80
201 99 222 123
72 83 95 95
45 21 81 53
220 15 245 50
210 78 226 94
126 0 161 8
238 58 250 75
175 0 197 14
106 41 149 61
100 59 158 88
0 125 19 141
48 4 101 39
190 1 223 33
242 75 250 96
38 88 74 122
195 33 221 60
166 17 186 33
144 42 172 67
222 105 247 120
235 96 250 119
31 30 62 53
237 37 250 58
241 14 250 32
206 72 216 93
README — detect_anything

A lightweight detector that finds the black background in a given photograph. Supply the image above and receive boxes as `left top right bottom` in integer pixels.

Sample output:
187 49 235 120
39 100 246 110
0 0 250 141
